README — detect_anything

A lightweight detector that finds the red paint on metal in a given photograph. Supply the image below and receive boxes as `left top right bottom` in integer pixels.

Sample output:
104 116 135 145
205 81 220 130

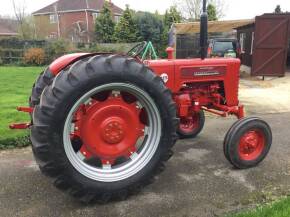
179 114 200 133
166 47 175 59
9 122 31 129
146 58 241 107
17 106 34 113
49 53 90 75
238 129 265 161
72 93 145 163
175 94 191 117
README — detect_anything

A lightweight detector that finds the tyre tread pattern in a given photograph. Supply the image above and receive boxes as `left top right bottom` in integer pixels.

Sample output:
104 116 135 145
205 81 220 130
31 55 178 203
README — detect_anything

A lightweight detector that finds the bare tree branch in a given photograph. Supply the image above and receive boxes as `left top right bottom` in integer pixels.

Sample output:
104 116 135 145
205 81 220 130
12 0 27 38
175 0 226 21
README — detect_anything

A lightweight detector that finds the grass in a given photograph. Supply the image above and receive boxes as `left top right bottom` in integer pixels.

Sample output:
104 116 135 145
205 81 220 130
0 66 44 148
227 197 290 217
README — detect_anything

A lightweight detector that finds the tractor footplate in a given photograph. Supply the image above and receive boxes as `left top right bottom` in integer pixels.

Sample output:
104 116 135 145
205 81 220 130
9 122 31 130
17 106 34 113
9 106 34 130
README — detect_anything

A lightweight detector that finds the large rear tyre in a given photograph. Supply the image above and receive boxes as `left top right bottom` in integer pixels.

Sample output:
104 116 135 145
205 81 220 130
177 111 205 139
29 67 54 107
223 117 272 169
31 55 178 203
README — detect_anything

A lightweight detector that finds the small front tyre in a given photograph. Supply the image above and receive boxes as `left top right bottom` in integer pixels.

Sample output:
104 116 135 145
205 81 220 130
177 111 205 139
224 117 272 169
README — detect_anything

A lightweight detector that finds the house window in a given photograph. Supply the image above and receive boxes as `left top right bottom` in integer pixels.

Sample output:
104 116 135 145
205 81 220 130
50 14 57 24
250 32 255 55
48 32 57 39
240 33 246 53
92 13 99 22
115 15 120 23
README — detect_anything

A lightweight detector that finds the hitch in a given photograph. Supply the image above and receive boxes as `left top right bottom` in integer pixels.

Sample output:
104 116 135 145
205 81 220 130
9 106 34 130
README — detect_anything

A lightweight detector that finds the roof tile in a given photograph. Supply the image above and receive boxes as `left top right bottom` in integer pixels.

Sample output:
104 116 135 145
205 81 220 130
33 0 123 15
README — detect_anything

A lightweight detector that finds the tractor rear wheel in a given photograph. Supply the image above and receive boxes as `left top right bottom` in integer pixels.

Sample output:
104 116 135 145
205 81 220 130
223 117 272 169
29 68 54 107
177 111 205 139
31 55 178 203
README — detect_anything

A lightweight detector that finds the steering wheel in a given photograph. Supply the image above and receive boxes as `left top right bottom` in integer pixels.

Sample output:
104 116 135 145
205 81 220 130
127 41 148 58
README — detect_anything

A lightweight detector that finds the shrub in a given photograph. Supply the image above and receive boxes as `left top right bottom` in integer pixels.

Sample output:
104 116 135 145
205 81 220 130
45 39 69 62
23 48 45 65
90 43 138 53
0 135 31 150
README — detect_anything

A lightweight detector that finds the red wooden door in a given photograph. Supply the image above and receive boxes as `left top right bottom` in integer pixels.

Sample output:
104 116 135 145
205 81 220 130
252 14 290 76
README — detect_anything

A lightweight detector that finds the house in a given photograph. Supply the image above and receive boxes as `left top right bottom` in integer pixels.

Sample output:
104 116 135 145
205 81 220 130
32 0 123 43
169 19 254 59
236 13 290 77
0 18 18 38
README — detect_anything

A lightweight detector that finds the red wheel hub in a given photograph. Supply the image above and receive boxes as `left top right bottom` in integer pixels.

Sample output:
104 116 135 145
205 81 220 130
72 93 145 164
238 130 265 161
179 113 199 133
101 119 125 144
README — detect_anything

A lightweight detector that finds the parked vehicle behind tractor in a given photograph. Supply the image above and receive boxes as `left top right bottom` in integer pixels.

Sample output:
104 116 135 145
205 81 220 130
208 38 241 58
10 0 272 203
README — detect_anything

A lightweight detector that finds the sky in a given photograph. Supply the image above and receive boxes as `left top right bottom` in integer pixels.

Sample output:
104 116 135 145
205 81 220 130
2 0 290 20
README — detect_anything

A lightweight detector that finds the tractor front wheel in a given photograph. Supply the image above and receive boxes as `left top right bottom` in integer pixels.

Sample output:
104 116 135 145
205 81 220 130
177 111 205 139
223 117 272 169
31 55 178 203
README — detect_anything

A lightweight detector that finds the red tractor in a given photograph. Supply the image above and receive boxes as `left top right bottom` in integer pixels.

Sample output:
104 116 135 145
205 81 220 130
10 1 272 203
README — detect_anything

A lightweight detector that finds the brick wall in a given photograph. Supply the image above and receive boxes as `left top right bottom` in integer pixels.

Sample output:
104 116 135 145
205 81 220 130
34 11 120 43
34 11 95 42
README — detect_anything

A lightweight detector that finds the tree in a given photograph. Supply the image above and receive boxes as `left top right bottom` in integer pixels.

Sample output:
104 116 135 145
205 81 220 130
12 0 33 39
160 6 182 57
94 2 115 43
134 12 164 44
175 0 225 20
164 6 182 29
207 4 217 21
114 5 138 43
275 5 282 13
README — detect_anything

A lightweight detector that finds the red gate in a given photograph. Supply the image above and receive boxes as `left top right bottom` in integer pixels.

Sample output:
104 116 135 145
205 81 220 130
252 14 290 77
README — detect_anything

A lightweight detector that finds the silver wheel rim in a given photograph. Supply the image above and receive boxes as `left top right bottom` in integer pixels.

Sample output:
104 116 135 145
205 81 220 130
63 83 162 182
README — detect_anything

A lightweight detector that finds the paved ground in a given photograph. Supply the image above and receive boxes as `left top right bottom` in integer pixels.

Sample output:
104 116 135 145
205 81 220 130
1 76 290 217
1 113 290 217
239 71 290 115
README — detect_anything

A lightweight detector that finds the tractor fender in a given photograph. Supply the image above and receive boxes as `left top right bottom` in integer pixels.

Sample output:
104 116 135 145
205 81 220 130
49 53 93 76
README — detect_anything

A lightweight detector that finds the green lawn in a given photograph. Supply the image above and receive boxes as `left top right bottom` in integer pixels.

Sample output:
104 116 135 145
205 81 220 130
0 66 44 146
228 197 290 217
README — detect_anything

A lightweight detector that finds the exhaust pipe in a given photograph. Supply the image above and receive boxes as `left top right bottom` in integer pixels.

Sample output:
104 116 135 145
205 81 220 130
200 0 208 60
